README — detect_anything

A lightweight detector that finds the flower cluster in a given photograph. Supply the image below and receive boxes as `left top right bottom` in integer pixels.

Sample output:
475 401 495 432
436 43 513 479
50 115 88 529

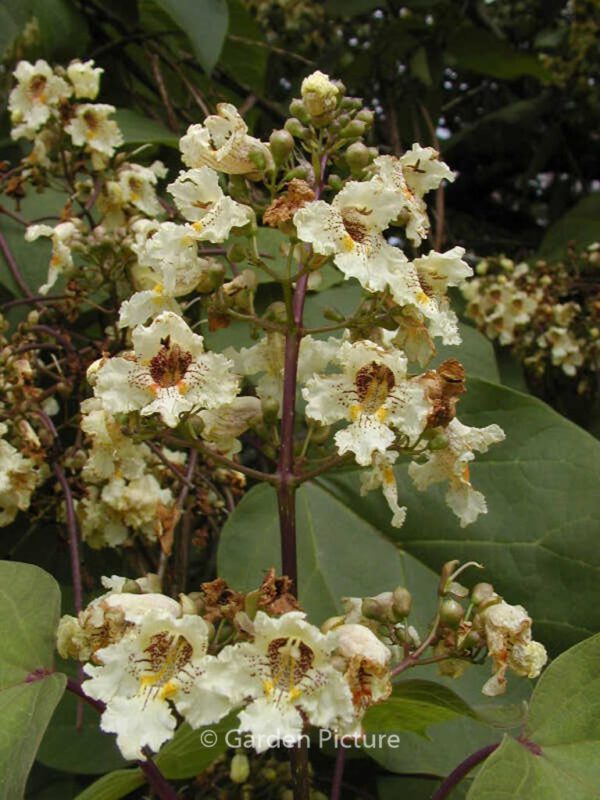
463 246 600 390
56 562 547 761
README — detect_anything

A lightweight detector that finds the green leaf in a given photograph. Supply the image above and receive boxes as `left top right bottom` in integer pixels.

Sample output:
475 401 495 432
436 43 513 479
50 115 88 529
364 680 475 738
325 0 382 15
220 0 268 93
318 378 600 654
0 561 66 800
29 0 90 61
539 193 600 257
0 0 31 59
0 188 70 297
469 633 600 800
73 769 143 800
447 25 549 80
152 0 229 73
113 109 179 149
218 481 437 625
378 774 469 800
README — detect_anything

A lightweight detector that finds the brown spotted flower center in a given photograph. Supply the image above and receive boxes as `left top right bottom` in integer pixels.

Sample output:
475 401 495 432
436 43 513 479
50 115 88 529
29 75 47 99
341 207 370 244
137 631 193 699
83 109 99 130
149 342 193 388
266 637 314 696
355 362 396 413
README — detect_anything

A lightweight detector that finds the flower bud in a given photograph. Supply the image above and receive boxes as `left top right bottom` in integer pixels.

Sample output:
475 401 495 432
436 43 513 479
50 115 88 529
178 593 199 615
269 129 295 164
227 242 247 263
438 560 460 595
284 118 308 139
301 71 340 119
264 301 288 323
340 96 362 110
321 615 345 633
284 165 311 181
339 119 367 139
428 433 449 451
471 582 495 605
289 98 310 123
195 260 225 293
310 423 331 444
322 306 346 322
327 174 344 192
230 753 250 784
362 591 394 622
345 141 371 170
440 598 464 628
249 148 267 171
356 108 375 126
392 586 412 618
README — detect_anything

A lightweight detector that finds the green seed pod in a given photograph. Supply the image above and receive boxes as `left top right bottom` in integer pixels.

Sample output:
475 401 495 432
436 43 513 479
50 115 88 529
269 129 295 164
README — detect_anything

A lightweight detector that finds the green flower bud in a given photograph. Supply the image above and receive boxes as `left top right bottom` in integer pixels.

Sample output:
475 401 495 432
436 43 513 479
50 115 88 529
428 433 449 451
340 119 367 139
284 118 308 139
264 301 288 323
244 589 260 619
392 586 412 618
248 149 266 171
340 96 362 110
356 108 375 126
283 165 310 181
289 98 310 123
270 129 295 164
227 242 247 263
178 593 199 615
322 306 346 322
327 174 344 192
345 141 371 170
230 753 250 784
440 598 465 628
438 559 460 595
471 582 495 605
310 423 331 444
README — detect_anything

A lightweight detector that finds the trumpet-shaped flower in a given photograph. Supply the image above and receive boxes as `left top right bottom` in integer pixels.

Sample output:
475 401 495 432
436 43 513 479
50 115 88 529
180 103 272 175
373 146 454 245
198 396 263 455
9 59 71 140
303 339 430 466
25 220 81 294
65 103 123 163
84 610 228 759
168 167 254 242
80 398 151 481
475 600 547 696
294 178 405 292
196 611 355 752
93 311 239 427
0 423 43 526
408 417 505 527
118 162 166 216
67 60 103 99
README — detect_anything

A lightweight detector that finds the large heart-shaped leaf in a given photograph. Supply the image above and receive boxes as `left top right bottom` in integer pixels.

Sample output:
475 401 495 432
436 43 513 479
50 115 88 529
318 378 600 654
468 633 600 800
152 0 229 73
538 193 600 257
0 561 65 800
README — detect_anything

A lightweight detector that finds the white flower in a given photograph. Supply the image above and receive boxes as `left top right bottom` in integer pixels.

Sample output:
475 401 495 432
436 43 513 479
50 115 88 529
180 104 272 175
80 398 150 482
168 167 254 242
301 70 339 118
65 103 123 162
537 326 584 376
100 474 175 539
25 220 81 294
294 178 405 292
476 600 547 696
118 162 166 216
373 147 454 245
303 339 430 466
228 333 339 414
9 59 71 140
198 396 263 455
0 424 43 526
408 417 505 527
84 610 228 759
197 611 355 753
67 60 103 99
93 311 239 427
360 451 406 528
387 247 471 345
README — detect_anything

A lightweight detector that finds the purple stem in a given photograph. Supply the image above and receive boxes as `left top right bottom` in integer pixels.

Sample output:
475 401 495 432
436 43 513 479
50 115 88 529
330 746 346 800
0 229 34 299
66 676 106 714
52 462 83 615
431 743 499 800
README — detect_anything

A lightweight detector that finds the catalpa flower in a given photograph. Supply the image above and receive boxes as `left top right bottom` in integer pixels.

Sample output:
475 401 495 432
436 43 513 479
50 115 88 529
80 398 151 481
303 339 430 466
294 178 405 293
25 220 81 294
0 423 44 526
9 59 71 140
84 609 229 759
359 451 406 528
198 396 263 456
168 167 254 242
475 599 547 696
65 103 123 163
373 146 454 245
387 247 472 345
180 103 272 175
198 611 354 753
228 333 339 414
93 311 239 427
118 161 167 216
408 417 505 527
67 59 103 99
